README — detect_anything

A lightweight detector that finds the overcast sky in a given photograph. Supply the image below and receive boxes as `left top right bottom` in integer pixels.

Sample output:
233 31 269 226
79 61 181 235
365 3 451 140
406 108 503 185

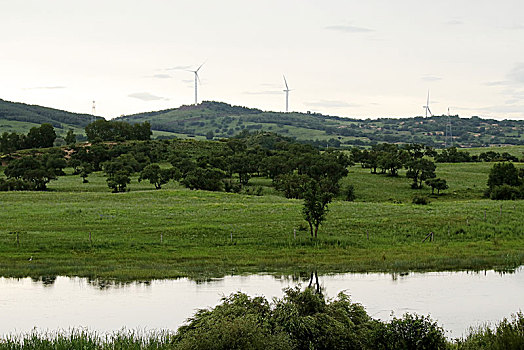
1 0 524 120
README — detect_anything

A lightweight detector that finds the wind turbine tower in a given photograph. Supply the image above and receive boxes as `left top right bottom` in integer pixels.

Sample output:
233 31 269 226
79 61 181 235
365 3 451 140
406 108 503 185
445 107 453 148
423 90 432 117
190 63 205 105
91 101 96 123
283 75 291 112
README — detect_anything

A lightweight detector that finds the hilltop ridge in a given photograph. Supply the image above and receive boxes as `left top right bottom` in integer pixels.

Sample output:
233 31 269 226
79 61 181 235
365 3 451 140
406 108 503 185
117 101 524 148
0 99 100 136
1 98 522 148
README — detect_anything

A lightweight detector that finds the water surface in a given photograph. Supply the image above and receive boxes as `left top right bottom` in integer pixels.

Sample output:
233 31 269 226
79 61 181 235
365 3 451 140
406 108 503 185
0 269 522 338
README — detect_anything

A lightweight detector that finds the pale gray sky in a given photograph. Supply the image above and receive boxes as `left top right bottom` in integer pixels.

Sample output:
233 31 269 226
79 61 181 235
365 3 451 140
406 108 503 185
1 0 523 119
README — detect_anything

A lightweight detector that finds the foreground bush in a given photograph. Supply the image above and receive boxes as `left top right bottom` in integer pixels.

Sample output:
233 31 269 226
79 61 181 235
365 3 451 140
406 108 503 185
455 312 524 350
371 313 447 350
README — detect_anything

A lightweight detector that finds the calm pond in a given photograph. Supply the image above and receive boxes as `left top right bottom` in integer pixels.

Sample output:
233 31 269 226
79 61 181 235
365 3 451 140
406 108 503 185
1 269 522 338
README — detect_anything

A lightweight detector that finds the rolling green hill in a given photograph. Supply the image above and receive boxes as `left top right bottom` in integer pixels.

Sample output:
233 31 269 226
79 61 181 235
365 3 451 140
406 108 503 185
117 101 524 148
0 99 100 137
2 98 523 148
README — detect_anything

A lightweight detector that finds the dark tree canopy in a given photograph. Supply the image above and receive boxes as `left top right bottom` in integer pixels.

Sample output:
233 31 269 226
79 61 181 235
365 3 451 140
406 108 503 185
486 162 523 200
4 156 57 190
85 119 151 142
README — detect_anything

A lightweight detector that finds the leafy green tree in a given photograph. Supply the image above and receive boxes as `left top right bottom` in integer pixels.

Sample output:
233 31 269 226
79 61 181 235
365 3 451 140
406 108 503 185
107 171 131 193
170 152 197 176
229 152 257 186
425 178 448 195
406 159 436 189
0 132 24 153
274 173 310 199
138 164 175 189
486 162 523 200
302 178 334 238
181 167 226 191
79 163 92 183
435 147 472 163
69 158 82 175
88 144 110 171
261 154 294 179
487 162 521 189
360 149 379 174
25 123 56 148
103 157 134 193
44 154 67 176
489 184 522 200
85 120 151 141
4 157 56 190
65 129 76 145
374 144 405 176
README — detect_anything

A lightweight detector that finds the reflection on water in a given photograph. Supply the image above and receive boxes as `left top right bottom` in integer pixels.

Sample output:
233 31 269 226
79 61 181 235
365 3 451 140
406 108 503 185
1 269 522 338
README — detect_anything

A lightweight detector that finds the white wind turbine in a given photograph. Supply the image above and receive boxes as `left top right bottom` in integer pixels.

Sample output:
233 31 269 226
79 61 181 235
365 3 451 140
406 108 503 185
423 90 433 117
188 62 205 105
283 75 291 112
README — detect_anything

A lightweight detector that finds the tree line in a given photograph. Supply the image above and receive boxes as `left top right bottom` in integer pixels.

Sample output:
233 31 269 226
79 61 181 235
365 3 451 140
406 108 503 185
2 131 522 234
435 147 521 163
0 119 152 154
350 143 448 194
0 123 57 152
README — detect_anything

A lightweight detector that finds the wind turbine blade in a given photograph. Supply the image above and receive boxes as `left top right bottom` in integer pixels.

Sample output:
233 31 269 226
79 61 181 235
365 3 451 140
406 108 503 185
196 72 201 84
283 75 289 90
196 61 206 73
427 107 432 116
426 90 430 106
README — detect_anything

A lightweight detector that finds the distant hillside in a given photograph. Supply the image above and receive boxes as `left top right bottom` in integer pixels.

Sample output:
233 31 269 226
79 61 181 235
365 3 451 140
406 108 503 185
0 99 101 136
117 101 524 148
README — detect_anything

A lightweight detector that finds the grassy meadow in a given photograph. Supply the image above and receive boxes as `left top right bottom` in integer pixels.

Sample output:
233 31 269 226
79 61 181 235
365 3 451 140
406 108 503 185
0 160 523 281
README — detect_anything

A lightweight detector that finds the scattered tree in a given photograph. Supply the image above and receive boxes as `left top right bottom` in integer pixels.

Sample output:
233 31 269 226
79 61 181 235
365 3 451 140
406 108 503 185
138 164 175 189
65 129 76 145
486 162 523 200
406 159 436 189
302 179 334 238
4 157 56 190
426 178 448 195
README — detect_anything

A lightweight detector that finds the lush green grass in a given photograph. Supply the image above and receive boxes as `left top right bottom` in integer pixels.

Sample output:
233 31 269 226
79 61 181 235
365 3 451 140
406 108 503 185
0 118 42 134
344 162 506 203
0 164 522 281
467 145 524 158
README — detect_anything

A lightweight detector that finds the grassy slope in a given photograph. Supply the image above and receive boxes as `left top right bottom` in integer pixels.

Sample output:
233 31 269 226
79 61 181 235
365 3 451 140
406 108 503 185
0 99 97 136
118 102 524 147
0 161 522 281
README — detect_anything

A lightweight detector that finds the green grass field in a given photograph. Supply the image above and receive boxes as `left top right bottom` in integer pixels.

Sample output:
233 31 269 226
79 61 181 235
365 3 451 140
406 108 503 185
0 160 522 281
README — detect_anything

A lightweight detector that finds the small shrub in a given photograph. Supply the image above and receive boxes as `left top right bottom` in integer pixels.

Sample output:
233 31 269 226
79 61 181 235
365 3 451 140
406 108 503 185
489 185 521 200
371 313 447 350
224 180 241 193
412 195 429 205
455 228 466 235
344 184 356 201
456 311 524 350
